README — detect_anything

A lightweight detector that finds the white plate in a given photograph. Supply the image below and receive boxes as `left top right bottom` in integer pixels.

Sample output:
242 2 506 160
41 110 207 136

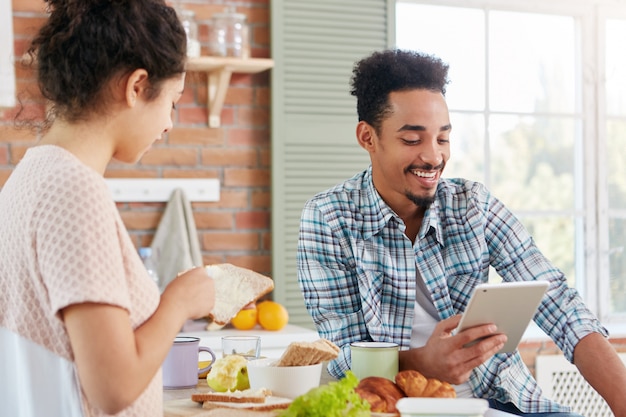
396 398 489 416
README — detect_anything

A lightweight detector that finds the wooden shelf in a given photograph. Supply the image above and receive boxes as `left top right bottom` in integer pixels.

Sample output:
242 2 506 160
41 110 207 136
185 56 274 127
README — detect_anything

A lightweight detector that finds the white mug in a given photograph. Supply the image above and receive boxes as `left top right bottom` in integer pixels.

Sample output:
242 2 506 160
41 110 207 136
162 336 216 389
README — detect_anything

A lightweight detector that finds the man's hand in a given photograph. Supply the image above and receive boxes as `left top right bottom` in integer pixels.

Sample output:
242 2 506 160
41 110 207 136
398 315 506 384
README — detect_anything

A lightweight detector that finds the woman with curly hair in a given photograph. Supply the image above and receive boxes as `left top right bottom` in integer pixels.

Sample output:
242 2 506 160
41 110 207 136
0 1 216 415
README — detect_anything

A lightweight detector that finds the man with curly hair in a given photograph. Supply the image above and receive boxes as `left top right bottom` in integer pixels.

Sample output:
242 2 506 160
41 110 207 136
297 49 626 416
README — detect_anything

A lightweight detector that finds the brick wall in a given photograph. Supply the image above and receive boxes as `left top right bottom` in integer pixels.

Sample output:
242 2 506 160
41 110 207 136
1 0 272 275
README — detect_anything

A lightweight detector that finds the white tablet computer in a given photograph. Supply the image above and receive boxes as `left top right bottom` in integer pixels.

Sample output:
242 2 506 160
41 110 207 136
455 281 549 353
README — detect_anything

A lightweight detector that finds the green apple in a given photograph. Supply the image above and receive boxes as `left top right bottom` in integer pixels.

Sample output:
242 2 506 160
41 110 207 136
206 354 250 392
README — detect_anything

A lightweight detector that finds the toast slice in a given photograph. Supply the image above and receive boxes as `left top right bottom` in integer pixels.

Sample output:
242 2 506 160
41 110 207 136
201 396 292 411
206 264 275 325
276 339 340 366
192 388 271 404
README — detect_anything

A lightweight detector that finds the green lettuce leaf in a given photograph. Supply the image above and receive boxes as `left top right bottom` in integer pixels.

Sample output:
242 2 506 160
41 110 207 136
278 371 370 417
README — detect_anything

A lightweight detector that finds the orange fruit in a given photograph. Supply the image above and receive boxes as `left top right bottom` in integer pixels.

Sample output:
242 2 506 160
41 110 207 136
257 301 289 331
230 305 258 330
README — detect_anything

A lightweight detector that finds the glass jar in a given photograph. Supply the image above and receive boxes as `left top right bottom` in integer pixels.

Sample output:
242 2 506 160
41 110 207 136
179 9 201 58
208 7 250 58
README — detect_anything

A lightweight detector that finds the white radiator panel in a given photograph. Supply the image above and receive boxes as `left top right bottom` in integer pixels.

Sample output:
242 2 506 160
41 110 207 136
536 353 626 417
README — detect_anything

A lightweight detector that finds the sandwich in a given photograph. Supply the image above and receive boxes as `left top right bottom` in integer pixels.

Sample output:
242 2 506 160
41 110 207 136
192 388 291 412
205 264 275 325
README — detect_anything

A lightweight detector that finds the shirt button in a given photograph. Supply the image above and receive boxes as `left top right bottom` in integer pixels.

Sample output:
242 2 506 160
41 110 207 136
417 250 424 257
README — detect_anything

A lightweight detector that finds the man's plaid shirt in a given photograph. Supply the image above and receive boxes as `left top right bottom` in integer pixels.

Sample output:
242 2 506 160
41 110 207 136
297 166 607 413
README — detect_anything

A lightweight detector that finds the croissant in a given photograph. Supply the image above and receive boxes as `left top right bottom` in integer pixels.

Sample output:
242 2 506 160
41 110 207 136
355 376 405 413
395 370 456 398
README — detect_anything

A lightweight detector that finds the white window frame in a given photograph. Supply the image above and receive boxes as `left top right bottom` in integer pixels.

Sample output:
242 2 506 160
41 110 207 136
0 0 16 109
394 0 626 329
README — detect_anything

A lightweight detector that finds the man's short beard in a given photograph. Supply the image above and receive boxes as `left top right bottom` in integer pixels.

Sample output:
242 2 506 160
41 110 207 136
405 191 435 208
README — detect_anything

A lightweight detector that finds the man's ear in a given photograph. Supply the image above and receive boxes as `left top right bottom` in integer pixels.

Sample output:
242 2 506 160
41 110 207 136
124 69 150 107
356 121 377 152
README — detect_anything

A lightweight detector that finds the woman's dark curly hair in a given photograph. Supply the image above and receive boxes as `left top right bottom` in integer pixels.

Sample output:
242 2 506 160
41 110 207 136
27 0 187 124
350 49 450 133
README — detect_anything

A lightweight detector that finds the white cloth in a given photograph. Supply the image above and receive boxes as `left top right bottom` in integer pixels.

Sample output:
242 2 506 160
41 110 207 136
411 269 473 398
151 188 203 291
0 328 84 417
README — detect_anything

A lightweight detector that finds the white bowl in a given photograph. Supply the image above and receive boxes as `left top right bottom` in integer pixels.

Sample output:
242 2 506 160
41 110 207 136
247 357 322 399
396 398 489 417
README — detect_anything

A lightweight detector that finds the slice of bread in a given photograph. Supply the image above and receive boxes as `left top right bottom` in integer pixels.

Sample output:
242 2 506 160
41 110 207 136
206 264 275 325
276 339 340 366
201 395 292 412
192 388 271 404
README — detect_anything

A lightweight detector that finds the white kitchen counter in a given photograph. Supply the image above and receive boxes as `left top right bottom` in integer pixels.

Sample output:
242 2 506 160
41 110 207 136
178 323 320 359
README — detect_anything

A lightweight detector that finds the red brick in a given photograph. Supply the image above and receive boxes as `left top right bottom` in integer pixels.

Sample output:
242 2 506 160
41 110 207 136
0 145 8 164
194 212 233 229
202 254 226 266
162 169 220 178
10 143 37 163
139 148 198 166
201 148 258 167
195 189 247 209
0 125 38 142
16 79 45 101
230 73 254 86
259 148 270 167
225 86 255 106
202 232 260 251
235 211 269 229
13 16 47 37
104 169 159 178
236 106 269 127
261 231 271 250
169 127 223 145
224 255 271 275
256 87 270 106
224 168 270 187
251 190 270 208
252 25 270 46
219 108 235 126
178 105 208 125
0 169 12 186
119 210 162 230
2 102 46 123
11 0 47 13
227 128 269 146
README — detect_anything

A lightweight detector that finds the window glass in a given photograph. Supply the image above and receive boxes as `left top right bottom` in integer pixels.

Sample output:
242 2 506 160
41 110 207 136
489 11 578 113
606 19 626 116
606 19 626 315
489 115 577 212
445 113 485 181
607 120 626 209
396 1 583 293
396 3 485 111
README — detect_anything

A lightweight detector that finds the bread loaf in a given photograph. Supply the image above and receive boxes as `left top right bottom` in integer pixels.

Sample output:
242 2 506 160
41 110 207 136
354 377 405 414
205 264 274 325
395 370 456 398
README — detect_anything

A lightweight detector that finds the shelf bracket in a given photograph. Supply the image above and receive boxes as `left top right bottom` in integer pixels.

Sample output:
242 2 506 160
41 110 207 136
207 69 233 128
185 57 274 128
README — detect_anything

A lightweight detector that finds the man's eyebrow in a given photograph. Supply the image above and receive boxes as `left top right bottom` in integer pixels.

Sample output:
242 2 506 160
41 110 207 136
397 124 452 132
